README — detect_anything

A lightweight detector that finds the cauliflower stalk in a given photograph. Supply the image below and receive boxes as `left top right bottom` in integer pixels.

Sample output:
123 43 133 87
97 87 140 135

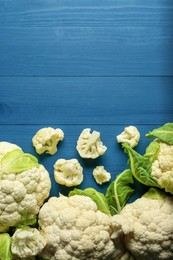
54 158 83 187
76 128 107 159
0 142 51 232
116 126 140 148
38 195 126 260
112 188 173 260
123 123 173 194
32 127 64 155
93 166 111 185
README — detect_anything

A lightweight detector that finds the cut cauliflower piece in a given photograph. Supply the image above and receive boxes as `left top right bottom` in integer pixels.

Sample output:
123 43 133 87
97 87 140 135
38 195 126 260
11 227 46 258
112 188 173 260
32 127 64 155
54 158 83 187
76 128 107 159
93 166 111 185
116 126 140 148
0 142 51 232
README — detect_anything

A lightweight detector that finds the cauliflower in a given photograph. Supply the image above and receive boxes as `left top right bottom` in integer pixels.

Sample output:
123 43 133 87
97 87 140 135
0 141 22 160
116 126 140 148
150 140 173 194
112 188 173 260
11 227 46 258
32 127 64 155
38 195 126 259
123 123 173 194
0 142 51 232
93 166 111 185
54 158 83 187
76 128 107 159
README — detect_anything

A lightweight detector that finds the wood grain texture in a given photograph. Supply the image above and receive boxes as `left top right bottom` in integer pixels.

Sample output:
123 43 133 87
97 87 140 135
0 0 173 76
0 26 172 76
0 77 172 125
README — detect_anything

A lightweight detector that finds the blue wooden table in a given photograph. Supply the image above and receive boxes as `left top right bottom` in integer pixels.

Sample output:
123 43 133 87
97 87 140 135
0 0 173 199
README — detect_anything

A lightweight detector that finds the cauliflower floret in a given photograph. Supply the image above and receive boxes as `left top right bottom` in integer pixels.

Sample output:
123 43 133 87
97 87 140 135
38 195 125 259
112 188 173 260
11 227 46 258
151 141 173 194
76 128 107 159
116 126 140 148
0 141 22 160
54 159 83 187
93 166 111 185
32 127 64 155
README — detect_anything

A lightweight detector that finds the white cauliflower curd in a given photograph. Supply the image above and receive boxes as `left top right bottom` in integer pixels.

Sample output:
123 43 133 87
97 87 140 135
54 158 83 187
38 195 126 260
76 128 107 159
116 126 140 148
112 188 173 260
11 227 46 258
0 142 51 232
93 166 111 185
32 127 64 155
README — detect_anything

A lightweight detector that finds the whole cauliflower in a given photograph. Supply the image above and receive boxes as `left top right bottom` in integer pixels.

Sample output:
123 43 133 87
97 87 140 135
76 128 107 159
150 140 173 194
123 124 173 194
11 227 46 258
93 166 111 185
112 188 173 260
54 158 83 187
38 195 125 260
0 142 51 232
32 127 64 155
116 126 140 148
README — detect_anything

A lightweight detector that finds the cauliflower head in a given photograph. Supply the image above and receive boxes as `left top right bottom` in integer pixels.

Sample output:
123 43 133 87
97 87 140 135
112 188 173 260
0 142 51 232
38 195 125 260
93 166 111 185
32 127 64 155
54 158 83 187
76 128 107 159
150 140 173 194
116 126 140 148
11 227 46 258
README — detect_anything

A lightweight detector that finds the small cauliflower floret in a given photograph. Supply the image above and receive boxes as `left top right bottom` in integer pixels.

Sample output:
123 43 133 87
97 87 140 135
38 195 125 259
11 227 46 258
151 141 173 194
0 141 22 160
54 159 83 187
112 188 173 260
32 127 64 155
76 128 107 159
116 126 140 148
93 166 111 185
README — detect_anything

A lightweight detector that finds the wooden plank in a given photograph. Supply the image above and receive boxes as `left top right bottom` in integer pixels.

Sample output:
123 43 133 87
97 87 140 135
0 26 172 76
0 124 153 197
0 0 173 28
0 76 173 125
